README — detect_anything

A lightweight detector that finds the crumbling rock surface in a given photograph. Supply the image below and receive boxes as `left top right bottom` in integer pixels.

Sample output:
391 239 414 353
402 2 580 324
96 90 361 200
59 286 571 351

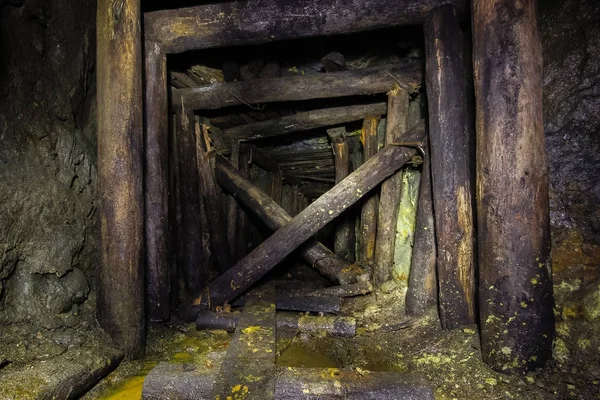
0 0 96 327
542 0 600 249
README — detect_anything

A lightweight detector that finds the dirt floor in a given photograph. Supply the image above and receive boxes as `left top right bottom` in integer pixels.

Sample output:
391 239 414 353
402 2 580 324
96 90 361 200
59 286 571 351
80 279 600 400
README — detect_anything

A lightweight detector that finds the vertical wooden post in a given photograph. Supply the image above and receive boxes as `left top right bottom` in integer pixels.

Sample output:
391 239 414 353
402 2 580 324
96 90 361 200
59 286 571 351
194 122 233 273
270 169 283 205
359 116 380 267
235 145 252 260
424 4 476 329
226 142 240 260
327 127 355 262
374 88 409 286
144 39 169 321
473 0 554 373
176 106 205 293
406 148 437 316
97 0 144 357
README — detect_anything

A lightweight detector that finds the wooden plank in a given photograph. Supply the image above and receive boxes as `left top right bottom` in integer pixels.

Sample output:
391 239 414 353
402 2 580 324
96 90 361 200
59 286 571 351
205 125 425 306
472 0 554 373
424 4 475 329
209 288 277 400
359 116 380 267
226 142 240 260
215 157 354 283
235 145 251 260
194 122 233 273
225 103 387 141
274 368 434 399
172 63 421 110
144 0 467 54
144 40 170 322
373 87 410 286
327 127 355 262
97 0 144 358
406 148 437 316
176 108 205 293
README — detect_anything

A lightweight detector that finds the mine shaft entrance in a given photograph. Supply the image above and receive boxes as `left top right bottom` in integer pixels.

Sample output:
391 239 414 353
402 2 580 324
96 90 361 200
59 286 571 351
96 0 554 396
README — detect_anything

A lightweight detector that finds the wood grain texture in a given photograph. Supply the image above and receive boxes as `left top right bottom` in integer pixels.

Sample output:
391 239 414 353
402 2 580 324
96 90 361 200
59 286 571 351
144 41 170 322
225 103 387 141
172 62 421 110
374 88 410 286
359 116 381 267
97 0 145 358
424 4 476 329
472 0 554 373
145 0 467 54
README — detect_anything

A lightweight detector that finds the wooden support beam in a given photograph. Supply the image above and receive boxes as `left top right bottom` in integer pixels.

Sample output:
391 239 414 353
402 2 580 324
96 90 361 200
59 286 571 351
235 146 251 260
144 0 467 54
327 127 355 262
176 108 205 292
359 116 380 267
406 149 437 316
424 4 476 329
215 157 355 283
472 0 553 373
270 168 283 204
144 39 169 322
373 88 410 286
194 122 233 273
225 103 387 141
210 288 277 399
97 0 144 358
225 142 240 260
172 63 421 110
246 145 301 186
205 125 425 306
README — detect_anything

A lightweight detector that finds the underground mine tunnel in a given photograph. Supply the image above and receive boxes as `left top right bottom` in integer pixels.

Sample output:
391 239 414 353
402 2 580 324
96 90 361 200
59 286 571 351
1 0 600 398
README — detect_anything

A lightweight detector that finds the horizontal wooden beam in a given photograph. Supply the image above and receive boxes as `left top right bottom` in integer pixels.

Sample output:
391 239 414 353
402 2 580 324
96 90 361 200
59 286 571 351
171 62 421 110
145 0 467 54
226 103 387 141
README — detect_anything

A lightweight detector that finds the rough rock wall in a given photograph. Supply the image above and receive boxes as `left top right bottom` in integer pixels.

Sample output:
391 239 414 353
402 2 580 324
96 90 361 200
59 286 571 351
542 0 600 283
0 0 97 328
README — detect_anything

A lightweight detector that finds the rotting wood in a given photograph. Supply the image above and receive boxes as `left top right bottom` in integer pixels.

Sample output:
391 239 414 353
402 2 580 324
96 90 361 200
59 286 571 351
169 114 181 310
144 0 468 54
327 127 355 262
225 103 387 141
270 168 283 204
209 287 277 400
215 157 356 284
231 293 343 314
308 281 373 298
204 125 425 306
144 39 170 322
225 141 240 260
406 148 437 316
97 0 145 358
194 122 233 273
373 87 410 286
359 116 381 268
424 4 476 329
473 0 554 373
175 107 205 293
172 62 421 110
235 145 251 260
274 368 434 399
